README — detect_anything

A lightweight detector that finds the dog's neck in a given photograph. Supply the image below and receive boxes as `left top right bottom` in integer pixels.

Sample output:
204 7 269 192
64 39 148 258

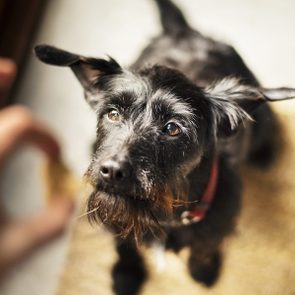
181 154 218 224
187 146 216 199
179 146 218 224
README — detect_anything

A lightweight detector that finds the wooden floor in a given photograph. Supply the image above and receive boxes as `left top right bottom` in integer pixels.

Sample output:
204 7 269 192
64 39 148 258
57 102 295 295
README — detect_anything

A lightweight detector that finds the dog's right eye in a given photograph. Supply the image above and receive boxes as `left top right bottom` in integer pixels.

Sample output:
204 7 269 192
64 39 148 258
107 109 120 122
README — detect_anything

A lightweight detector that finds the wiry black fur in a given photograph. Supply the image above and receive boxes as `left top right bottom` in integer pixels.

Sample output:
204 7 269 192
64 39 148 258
34 0 295 293
112 237 147 295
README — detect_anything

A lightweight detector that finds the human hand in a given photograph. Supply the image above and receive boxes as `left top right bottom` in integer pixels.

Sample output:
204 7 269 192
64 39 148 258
0 58 74 276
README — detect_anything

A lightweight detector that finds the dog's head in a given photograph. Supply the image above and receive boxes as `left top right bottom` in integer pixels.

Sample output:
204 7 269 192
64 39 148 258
35 45 295 241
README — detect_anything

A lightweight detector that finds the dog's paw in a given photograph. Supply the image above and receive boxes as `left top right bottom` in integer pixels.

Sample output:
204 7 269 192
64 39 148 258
188 252 221 287
112 261 146 295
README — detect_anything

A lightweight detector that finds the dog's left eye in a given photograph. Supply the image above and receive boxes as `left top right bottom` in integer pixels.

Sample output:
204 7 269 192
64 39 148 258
107 109 120 122
163 122 182 136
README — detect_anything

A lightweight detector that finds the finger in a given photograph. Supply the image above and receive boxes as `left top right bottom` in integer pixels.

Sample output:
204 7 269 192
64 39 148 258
0 58 17 91
0 106 61 164
0 198 75 273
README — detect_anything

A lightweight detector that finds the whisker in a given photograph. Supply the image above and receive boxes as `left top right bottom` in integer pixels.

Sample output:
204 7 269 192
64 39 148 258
76 206 99 219
172 199 199 207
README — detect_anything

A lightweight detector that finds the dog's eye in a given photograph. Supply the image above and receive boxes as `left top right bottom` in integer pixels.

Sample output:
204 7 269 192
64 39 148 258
107 109 120 122
163 122 182 136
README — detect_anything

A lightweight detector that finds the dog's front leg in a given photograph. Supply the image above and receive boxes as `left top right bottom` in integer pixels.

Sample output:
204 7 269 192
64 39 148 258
112 238 147 295
188 241 221 287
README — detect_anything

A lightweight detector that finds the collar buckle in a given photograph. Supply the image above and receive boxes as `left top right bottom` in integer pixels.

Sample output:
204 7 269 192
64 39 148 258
181 209 205 225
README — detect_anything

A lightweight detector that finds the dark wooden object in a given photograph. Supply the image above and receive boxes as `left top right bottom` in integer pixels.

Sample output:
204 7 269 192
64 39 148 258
0 0 47 105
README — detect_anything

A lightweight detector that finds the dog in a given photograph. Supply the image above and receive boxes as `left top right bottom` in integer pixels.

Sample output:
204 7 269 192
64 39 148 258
34 0 295 293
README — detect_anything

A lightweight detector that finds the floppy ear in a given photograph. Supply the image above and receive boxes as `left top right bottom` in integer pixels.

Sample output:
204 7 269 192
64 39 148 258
34 45 122 91
205 77 295 137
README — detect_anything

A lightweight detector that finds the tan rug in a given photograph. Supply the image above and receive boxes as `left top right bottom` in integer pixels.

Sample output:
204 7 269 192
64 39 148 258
57 101 295 295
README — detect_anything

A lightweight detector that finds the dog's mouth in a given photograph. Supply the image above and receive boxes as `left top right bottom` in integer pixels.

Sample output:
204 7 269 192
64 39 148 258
86 187 174 242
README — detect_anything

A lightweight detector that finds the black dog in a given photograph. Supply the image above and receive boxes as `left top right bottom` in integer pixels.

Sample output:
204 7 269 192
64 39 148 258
35 0 295 293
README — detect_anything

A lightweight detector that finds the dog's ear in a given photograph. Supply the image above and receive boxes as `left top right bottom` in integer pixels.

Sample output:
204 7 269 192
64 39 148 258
205 77 295 137
34 45 122 91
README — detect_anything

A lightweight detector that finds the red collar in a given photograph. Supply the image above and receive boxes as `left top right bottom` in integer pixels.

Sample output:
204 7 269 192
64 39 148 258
181 157 219 225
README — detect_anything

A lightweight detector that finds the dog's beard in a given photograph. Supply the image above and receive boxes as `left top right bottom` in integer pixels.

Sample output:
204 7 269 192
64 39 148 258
86 170 189 243
87 191 163 243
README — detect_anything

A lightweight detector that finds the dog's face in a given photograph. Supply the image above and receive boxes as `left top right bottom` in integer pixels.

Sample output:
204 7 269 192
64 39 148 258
35 45 295 240
85 66 211 239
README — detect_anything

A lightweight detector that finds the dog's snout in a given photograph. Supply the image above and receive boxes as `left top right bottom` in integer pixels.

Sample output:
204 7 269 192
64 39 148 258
99 159 131 182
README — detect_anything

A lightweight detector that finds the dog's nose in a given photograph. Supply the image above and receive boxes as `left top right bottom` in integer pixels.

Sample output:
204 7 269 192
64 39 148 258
99 159 130 182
